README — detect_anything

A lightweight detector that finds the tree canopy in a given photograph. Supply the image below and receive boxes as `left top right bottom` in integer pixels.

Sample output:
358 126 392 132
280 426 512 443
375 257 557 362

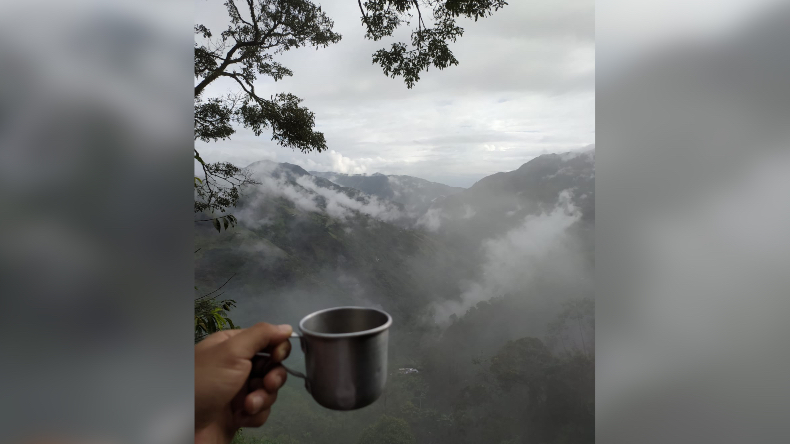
194 0 508 215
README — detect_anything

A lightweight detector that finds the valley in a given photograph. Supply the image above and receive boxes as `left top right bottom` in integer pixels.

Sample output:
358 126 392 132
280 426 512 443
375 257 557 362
195 148 595 444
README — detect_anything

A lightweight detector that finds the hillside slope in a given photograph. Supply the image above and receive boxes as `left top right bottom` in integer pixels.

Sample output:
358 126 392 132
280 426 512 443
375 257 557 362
310 171 464 216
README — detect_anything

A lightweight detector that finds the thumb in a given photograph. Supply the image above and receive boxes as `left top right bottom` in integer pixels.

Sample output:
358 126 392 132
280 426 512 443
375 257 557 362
224 322 293 359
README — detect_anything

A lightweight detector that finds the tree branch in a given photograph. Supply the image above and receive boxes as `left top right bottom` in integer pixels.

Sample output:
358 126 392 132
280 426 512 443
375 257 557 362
414 0 426 49
227 0 252 27
246 0 259 35
195 215 232 222
194 22 279 97
197 273 238 300
358 0 374 36
199 154 217 206
223 71 260 102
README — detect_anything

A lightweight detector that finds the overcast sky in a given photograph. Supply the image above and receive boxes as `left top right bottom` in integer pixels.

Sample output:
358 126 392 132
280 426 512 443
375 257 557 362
195 0 594 187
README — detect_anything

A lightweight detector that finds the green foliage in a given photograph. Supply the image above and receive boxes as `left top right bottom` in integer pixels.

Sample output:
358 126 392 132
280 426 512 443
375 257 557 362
361 0 508 88
448 334 594 444
194 191 449 326
357 416 415 444
194 0 340 148
546 297 594 356
195 279 239 343
193 180 594 441
193 158 593 443
194 0 342 215
194 157 258 215
212 214 239 233
490 337 554 390
193 0 509 215
194 95 238 143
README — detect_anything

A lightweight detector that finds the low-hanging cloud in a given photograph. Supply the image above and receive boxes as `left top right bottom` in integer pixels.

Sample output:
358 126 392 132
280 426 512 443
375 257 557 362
296 150 380 175
294 174 403 222
432 190 589 322
416 207 444 231
236 165 406 227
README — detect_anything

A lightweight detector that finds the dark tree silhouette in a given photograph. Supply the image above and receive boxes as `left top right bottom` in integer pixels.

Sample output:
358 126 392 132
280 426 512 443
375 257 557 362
194 0 508 214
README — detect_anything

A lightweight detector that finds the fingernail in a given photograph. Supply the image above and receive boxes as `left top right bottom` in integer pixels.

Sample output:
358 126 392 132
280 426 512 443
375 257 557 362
278 324 292 334
250 394 263 412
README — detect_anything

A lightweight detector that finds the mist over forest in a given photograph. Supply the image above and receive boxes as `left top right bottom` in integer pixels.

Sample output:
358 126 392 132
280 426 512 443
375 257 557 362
195 147 594 444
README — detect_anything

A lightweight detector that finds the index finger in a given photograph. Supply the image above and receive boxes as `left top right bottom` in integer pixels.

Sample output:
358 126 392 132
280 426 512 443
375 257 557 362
196 328 244 350
225 322 293 359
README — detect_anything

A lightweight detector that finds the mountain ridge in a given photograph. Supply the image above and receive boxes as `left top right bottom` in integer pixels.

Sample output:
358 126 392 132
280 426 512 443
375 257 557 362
308 170 464 216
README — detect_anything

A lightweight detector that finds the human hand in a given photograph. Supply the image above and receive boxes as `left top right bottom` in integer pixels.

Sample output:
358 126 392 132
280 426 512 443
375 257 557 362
195 323 293 444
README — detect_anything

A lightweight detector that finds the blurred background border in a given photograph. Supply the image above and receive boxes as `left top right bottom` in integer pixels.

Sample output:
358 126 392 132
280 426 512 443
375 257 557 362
1 0 789 442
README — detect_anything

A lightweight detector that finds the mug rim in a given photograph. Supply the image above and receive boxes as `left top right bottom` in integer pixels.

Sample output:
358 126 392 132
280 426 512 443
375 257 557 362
298 306 392 339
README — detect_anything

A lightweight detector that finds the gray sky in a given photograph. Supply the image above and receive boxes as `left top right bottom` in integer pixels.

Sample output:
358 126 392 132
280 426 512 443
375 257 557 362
195 0 594 187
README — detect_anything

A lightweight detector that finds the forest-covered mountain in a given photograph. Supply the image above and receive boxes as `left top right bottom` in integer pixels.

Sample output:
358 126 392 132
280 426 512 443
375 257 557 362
309 171 464 216
196 148 595 444
421 148 594 235
416 148 595 278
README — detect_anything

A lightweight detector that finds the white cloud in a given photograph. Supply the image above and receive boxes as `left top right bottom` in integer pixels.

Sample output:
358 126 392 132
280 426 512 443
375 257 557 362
236 165 408 227
432 190 587 322
294 175 403 222
328 150 368 174
194 0 595 187
461 205 476 219
416 207 444 232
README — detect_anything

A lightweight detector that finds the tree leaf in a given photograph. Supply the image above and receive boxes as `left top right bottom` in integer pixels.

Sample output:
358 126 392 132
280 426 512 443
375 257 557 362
213 218 221 232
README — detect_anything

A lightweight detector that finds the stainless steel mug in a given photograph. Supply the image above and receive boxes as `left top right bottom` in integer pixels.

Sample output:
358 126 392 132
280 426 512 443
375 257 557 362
254 306 392 410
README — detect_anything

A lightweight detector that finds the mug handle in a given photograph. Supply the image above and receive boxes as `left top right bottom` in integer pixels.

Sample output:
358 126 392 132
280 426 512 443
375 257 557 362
254 332 307 380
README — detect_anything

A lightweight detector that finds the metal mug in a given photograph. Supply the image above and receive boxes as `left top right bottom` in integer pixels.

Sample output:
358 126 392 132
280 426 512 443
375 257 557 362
254 306 392 410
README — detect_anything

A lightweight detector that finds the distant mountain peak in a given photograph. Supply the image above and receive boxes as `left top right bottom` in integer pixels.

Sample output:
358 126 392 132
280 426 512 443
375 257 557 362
309 171 464 216
245 159 278 169
430 148 595 232
244 160 314 182
515 149 593 173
